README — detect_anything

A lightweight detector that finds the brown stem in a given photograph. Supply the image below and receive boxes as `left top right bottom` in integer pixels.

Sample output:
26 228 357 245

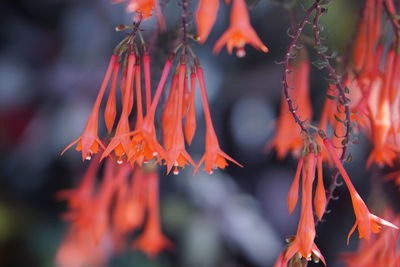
312 5 352 224
282 2 319 134
181 0 189 45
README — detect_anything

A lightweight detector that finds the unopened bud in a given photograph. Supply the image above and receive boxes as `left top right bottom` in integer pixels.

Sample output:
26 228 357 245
115 24 126 32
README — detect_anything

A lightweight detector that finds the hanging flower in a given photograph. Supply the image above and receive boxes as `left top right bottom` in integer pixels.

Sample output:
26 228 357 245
340 210 400 267
213 0 268 57
128 54 175 165
278 153 326 265
184 68 197 145
164 60 196 174
322 136 398 243
61 55 118 161
101 54 136 164
195 0 219 43
113 0 166 29
132 172 174 258
314 155 327 220
195 64 242 174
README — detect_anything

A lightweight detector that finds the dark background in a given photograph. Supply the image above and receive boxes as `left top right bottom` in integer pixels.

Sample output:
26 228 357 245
0 0 398 266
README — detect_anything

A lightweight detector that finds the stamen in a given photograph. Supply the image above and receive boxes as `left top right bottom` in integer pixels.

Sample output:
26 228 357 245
236 48 246 58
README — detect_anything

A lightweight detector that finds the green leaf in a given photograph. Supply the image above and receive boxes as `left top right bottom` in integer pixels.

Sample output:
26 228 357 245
326 78 337 85
341 138 348 146
315 45 328 53
312 59 328 70
326 94 337 100
346 153 353 163
330 50 338 58
334 114 343 123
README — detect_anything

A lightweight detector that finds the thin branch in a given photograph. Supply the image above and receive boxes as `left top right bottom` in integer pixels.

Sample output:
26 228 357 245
312 5 352 224
282 2 319 134
180 0 189 46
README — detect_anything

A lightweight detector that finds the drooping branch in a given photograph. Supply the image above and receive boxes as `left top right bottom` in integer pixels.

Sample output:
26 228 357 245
312 4 352 223
281 2 319 134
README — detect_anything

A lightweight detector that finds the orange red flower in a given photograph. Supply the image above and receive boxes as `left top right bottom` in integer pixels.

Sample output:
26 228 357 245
266 55 312 160
322 137 398 242
113 0 166 29
341 210 400 267
164 60 196 174
276 153 326 265
61 55 118 161
195 0 219 42
213 0 268 57
196 64 242 174
132 171 174 257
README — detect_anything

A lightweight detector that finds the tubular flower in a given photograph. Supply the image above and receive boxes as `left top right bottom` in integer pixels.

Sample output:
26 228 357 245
287 157 303 214
279 153 326 265
195 0 219 43
113 0 166 30
57 159 173 263
56 227 110 267
347 0 400 170
184 69 197 145
61 55 118 161
340 210 400 267
56 155 100 223
366 47 398 168
314 154 327 221
113 168 146 236
266 55 312 160
101 54 136 163
132 171 174 258
213 0 268 57
164 60 196 175
161 73 179 150
128 54 174 165
104 61 120 134
196 64 242 174
322 136 398 243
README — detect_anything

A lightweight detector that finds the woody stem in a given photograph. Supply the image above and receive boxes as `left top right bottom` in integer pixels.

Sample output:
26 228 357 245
312 4 352 224
181 0 189 45
282 2 319 134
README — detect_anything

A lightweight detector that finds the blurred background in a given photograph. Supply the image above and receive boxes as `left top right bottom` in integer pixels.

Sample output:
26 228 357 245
1 0 398 266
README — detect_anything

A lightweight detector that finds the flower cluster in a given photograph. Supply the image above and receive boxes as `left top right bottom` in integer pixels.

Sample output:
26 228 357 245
114 0 269 57
274 146 326 266
56 157 173 266
347 0 400 168
61 21 241 175
274 135 398 266
59 4 244 265
340 210 400 267
57 0 400 266
270 1 399 265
